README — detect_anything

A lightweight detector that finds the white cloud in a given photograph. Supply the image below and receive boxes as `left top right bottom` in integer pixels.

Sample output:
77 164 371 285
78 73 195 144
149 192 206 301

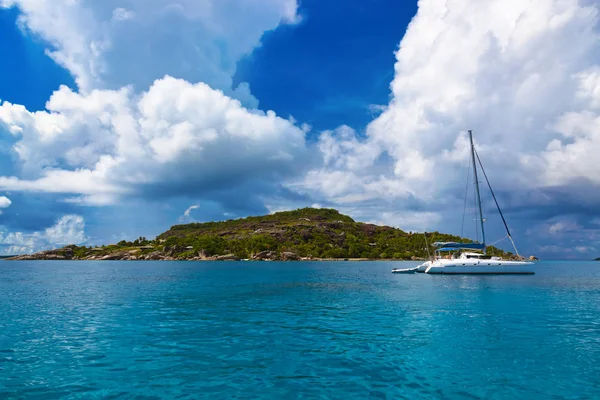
294 0 600 239
548 219 581 235
0 214 87 253
183 205 199 218
112 8 134 22
536 243 598 259
2 0 600 259
549 222 566 235
0 76 308 205
575 245 593 253
529 215 599 238
178 204 200 223
1 0 299 106
367 104 387 116
265 204 293 214
0 196 10 208
0 0 308 231
370 211 442 233
0 231 36 252
43 215 86 245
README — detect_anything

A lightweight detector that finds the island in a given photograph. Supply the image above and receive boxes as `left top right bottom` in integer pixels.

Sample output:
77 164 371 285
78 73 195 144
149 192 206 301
8 208 529 261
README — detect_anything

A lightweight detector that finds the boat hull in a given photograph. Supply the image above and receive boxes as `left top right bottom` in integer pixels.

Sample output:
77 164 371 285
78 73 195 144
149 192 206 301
425 260 534 275
416 262 429 273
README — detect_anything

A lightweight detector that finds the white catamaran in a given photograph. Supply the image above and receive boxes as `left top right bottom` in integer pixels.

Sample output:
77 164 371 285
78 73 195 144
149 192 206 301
394 130 534 275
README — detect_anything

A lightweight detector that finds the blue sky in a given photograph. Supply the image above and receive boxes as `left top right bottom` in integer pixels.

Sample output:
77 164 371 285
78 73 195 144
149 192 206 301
1 0 600 259
234 0 417 133
0 8 74 110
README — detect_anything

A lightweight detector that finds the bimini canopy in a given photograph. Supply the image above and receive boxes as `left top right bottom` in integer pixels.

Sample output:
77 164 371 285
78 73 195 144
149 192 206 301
432 242 485 251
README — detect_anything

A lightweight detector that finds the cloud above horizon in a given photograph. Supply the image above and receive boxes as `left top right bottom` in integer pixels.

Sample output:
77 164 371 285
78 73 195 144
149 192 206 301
293 0 600 256
0 0 303 251
0 76 309 206
179 204 200 223
0 214 86 254
1 0 600 258
0 196 11 211
0 0 299 106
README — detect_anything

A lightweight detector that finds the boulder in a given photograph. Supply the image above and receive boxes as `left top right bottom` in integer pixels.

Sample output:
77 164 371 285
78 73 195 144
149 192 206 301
281 251 299 261
216 254 240 261
361 224 378 236
100 251 129 260
7 255 35 260
163 245 185 256
252 251 274 260
300 230 313 241
145 251 164 260
197 250 211 259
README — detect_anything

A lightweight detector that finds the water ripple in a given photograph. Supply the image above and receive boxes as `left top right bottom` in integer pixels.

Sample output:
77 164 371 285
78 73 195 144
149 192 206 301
0 260 599 398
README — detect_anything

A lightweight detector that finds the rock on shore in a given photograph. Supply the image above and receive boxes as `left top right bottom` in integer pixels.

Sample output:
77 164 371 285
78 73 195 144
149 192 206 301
7 247 303 261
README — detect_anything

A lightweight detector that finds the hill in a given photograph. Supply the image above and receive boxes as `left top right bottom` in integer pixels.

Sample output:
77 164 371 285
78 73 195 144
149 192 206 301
8 207 516 261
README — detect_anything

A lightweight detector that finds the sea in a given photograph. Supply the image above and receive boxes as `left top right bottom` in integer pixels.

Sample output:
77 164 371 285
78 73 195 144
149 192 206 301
0 260 599 399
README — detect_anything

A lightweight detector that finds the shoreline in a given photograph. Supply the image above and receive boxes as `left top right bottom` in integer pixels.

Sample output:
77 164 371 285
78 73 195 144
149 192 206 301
5 256 427 262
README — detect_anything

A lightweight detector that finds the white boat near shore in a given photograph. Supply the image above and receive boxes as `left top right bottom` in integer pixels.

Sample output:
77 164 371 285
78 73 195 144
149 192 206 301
416 251 533 275
395 130 534 275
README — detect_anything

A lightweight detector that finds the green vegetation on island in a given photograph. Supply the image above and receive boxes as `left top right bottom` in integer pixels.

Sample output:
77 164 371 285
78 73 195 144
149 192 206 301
9 207 517 261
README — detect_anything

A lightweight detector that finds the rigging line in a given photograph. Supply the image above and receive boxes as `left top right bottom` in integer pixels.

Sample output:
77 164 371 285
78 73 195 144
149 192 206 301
474 149 521 257
473 165 479 243
423 232 432 261
460 156 471 238
488 235 508 247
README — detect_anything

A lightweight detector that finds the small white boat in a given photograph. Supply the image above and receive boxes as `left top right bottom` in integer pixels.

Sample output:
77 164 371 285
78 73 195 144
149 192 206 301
391 266 419 274
413 130 534 275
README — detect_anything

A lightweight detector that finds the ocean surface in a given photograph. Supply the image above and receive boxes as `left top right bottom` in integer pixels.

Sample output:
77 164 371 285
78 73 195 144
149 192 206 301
1 260 599 399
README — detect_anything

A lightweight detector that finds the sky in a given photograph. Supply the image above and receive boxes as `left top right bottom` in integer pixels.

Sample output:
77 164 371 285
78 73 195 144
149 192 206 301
0 0 599 260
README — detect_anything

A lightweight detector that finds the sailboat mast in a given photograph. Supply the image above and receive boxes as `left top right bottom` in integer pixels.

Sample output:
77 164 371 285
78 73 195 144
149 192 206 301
468 130 486 254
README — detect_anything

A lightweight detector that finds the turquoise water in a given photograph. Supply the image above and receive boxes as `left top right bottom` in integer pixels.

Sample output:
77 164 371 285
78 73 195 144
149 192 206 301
1 261 599 399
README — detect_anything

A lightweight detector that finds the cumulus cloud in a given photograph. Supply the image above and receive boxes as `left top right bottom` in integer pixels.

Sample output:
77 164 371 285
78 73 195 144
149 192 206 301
370 211 442 233
533 215 600 258
0 195 11 215
1 0 299 106
0 195 10 210
293 0 600 255
0 0 307 216
0 214 87 254
0 0 304 247
2 0 600 258
43 214 86 245
0 76 309 206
